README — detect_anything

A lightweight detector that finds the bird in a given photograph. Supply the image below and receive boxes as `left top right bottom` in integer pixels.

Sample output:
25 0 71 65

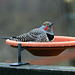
0 21 54 42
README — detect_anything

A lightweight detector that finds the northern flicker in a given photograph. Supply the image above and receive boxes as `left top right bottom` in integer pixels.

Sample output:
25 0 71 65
0 21 54 42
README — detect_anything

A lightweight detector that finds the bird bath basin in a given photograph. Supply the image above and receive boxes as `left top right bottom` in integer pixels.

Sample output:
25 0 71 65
6 36 75 56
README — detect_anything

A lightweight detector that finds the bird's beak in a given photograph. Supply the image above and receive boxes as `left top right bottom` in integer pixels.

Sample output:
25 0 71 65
51 22 54 26
48 22 54 27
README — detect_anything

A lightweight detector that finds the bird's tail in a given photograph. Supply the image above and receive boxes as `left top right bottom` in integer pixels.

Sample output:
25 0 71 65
0 37 11 39
0 37 18 41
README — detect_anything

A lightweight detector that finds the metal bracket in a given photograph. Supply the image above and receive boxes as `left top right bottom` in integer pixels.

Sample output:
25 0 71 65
10 43 29 66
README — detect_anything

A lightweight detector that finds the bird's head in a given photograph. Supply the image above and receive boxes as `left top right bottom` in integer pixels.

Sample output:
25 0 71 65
42 21 54 31
43 21 54 27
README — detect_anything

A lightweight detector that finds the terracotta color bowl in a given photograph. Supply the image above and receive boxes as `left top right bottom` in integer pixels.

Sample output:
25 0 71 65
6 36 75 56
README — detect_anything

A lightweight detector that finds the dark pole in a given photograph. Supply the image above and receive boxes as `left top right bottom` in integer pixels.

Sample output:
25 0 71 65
10 43 29 66
18 43 21 64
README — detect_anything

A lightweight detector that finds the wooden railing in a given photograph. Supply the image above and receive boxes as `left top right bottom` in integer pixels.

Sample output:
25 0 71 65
0 63 75 75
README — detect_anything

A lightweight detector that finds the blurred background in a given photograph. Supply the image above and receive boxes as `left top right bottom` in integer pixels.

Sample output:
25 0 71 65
0 0 75 66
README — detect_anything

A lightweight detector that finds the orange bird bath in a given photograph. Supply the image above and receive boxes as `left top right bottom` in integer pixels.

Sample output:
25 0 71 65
6 36 75 56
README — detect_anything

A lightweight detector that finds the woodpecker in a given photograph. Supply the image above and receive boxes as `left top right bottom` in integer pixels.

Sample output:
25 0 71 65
0 21 54 42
